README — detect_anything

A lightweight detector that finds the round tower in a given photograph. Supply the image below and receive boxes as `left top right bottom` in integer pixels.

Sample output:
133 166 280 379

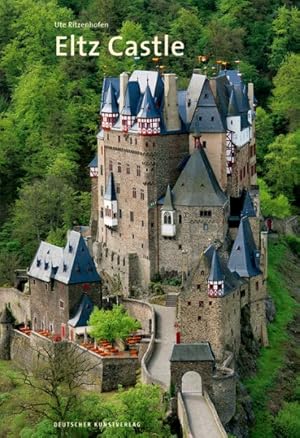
0 306 14 360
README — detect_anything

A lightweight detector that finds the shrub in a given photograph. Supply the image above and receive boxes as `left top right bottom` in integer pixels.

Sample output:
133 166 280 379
273 402 300 438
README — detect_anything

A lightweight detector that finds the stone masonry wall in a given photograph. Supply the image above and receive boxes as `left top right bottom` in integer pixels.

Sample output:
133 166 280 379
0 288 31 325
122 298 153 335
212 369 236 425
170 361 214 395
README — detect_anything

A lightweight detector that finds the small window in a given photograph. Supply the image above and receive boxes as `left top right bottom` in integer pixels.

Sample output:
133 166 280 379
203 141 206 148
179 214 182 224
203 223 208 231
197 285 201 290
100 186 103 196
118 136 120 142
178 244 182 250
200 211 204 217
209 301 212 305
199 301 204 307
130 211 134 222
137 165 141 176
141 220 144 227
201 270 205 275
241 290 245 298
256 281 259 291
100 208 104 218
109 160 113 171
123 258 125 266
100 165 103 175
199 116 202 121
126 164 130 174
132 187 136 198
135 138 137 145
116 183 120 194
59 300 64 309
140 189 144 200
132 234 134 239
198 316 201 321
119 209 122 218
204 93 208 99
187 301 191 306
211 116 214 121
117 162 121 173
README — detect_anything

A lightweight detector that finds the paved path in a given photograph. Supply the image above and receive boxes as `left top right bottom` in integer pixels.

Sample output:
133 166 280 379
182 393 224 438
147 304 176 387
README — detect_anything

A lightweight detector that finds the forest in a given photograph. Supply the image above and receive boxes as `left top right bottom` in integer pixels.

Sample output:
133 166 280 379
0 0 299 284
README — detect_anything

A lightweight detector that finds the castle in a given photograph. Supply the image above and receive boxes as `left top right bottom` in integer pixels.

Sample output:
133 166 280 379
89 68 268 361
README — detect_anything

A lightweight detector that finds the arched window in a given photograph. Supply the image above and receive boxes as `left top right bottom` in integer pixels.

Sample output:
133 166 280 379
163 212 171 224
132 187 136 198
168 215 171 224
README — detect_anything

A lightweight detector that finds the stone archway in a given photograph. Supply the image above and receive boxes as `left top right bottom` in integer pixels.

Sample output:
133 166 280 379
181 371 202 395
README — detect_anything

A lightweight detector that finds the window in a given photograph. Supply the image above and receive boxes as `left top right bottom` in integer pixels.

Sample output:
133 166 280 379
203 141 206 148
100 185 103 196
130 137 132 145
145 142 148 147
204 93 208 98
241 290 245 298
117 256 120 265
109 160 113 171
201 270 205 275
203 223 208 231
100 165 103 175
137 165 141 176
211 116 214 121
116 183 120 194
50 278 54 291
209 301 212 306
126 164 130 175
130 211 134 222
140 189 144 200
119 209 122 218
164 213 171 224
118 135 120 142
243 166 246 177
256 281 259 291
179 214 182 224
135 138 137 145
198 316 201 321
132 187 136 198
187 301 191 306
141 220 144 227
199 301 204 307
197 285 201 290
239 169 243 181
117 162 121 173
178 244 182 250
59 300 64 309
132 234 134 239
123 258 125 266
199 116 202 121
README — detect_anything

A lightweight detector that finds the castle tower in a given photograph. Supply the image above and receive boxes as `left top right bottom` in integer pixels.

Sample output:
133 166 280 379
207 248 225 297
137 83 160 135
103 172 118 228
0 306 14 360
101 83 119 129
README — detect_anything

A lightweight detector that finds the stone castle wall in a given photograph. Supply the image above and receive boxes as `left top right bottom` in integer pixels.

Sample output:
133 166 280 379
212 368 236 425
0 288 30 325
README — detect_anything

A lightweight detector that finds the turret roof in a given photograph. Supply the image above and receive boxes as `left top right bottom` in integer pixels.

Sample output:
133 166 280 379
228 216 261 277
227 88 239 116
172 148 227 207
241 191 256 217
137 84 160 119
88 155 98 168
121 81 140 116
161 184 174 211
101 83 119 114
68 294 94 328
208 248 224 281
104 172 117 201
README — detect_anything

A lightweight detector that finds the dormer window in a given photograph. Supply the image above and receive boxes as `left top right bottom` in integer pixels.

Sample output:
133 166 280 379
44 262 49 270
69 244 73 253
36 259 41 267
63 264 67 272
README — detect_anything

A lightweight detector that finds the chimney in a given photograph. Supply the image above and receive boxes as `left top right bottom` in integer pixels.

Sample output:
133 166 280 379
119 72 128 114
163 73 181 131
248 82 254 110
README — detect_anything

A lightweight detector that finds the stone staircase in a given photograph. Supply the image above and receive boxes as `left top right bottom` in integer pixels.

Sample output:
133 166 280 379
165 294 178 307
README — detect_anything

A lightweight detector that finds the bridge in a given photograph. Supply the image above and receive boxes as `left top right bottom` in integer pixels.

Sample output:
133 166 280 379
144 295 228 437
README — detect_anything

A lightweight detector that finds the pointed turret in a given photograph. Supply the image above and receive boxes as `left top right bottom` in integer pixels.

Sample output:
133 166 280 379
101 83 119 130
207 248 225 297
228 216 261 277
137 84 160 135
121 82 140 132
241 191 256 217
227 89 239 116
104 173 118 228
88 155 98 178
161 185 176 237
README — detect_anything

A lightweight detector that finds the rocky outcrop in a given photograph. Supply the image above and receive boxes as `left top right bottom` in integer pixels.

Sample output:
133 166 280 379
226 382 254 438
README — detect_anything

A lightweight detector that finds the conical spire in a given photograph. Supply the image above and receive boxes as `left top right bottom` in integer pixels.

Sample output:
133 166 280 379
137 84 160 119
227 88 239 116
228 216 261 277
241 191 256 217
208 248 224 282
104 172 117 201
101 83 119 114
162 184 174 211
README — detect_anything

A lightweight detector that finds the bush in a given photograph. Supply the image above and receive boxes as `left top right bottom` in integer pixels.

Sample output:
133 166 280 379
284 235 300 257
273 402 300 438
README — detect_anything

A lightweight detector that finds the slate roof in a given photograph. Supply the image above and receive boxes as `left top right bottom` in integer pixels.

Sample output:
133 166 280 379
204 245 242 294
101 82 119 114
104 172 117 201
170 343 215 362
172 148 227 207
28 231 101 285
228 217 261 277
241 191 256 217
227 89 239 116
161 184 174 211
121 81 140 116
88 155 98 168
0 306 14 323
208 248 224 282
68 294 94 328
137 84 160 119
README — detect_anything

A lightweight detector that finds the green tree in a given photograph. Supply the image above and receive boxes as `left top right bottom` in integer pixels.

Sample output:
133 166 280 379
259 179 291 219
255 107 274 174
269 6 300 72
88 305 141 343
271 54 300 131
265 130 300 201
